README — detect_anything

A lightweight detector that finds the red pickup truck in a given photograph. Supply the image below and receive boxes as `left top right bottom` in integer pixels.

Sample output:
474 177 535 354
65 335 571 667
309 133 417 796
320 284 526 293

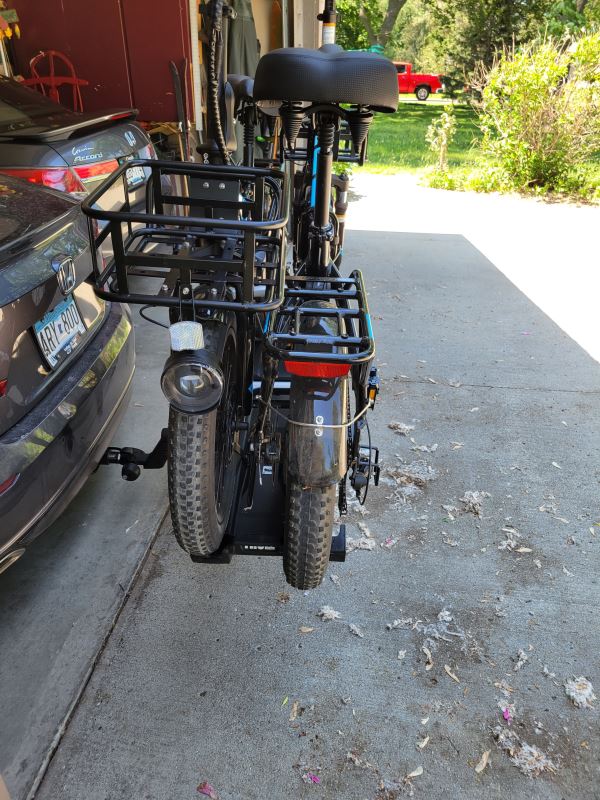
394 62 445 101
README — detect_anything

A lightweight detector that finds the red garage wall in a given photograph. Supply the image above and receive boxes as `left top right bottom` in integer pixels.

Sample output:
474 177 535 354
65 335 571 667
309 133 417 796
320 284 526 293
7 0 192 122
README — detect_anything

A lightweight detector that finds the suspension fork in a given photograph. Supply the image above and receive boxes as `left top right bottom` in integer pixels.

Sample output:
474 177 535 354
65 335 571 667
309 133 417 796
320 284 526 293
332 172 350 255
308 113 338 276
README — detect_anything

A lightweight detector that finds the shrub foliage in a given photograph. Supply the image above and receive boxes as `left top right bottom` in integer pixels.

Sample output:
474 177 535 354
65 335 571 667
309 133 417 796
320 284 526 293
472 33 600 192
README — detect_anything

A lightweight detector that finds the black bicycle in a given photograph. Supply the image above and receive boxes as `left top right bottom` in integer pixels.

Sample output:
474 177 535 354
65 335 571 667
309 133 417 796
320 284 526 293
82 0 398 589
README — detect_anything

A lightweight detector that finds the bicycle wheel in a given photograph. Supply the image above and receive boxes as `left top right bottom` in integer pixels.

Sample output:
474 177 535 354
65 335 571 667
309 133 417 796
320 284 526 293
284 482 337 590
168 330 238 556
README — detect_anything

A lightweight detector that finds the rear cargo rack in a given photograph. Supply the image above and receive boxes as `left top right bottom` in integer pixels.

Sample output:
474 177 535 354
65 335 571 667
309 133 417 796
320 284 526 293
81 159 288 313
265 270 374 364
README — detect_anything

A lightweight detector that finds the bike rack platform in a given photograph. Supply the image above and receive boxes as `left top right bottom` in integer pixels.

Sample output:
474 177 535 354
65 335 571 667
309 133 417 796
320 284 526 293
189 463 346 565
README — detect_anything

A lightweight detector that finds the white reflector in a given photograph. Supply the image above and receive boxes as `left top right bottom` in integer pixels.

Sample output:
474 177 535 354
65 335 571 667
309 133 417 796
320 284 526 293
169 321 205 352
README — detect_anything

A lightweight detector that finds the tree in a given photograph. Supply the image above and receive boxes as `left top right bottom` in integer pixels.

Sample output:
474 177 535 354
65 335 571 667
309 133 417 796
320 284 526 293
337 0 409 51
545 0 588 35
586 0 600 22
428 0 549 78
390 0 439 68
359 0 409 47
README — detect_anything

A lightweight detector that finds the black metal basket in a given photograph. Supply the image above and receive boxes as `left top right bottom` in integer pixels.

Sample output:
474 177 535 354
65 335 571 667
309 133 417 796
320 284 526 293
81 159 289 313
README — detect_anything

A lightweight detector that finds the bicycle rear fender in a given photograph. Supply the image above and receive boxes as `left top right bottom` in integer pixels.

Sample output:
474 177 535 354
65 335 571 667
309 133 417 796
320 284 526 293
287 374 348 488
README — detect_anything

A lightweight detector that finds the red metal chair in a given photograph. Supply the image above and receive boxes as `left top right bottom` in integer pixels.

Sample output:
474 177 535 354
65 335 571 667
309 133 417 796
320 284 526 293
21 50 89 111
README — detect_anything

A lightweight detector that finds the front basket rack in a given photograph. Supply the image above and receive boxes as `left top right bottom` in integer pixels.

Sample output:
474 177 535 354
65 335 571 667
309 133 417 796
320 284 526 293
81 159 289 314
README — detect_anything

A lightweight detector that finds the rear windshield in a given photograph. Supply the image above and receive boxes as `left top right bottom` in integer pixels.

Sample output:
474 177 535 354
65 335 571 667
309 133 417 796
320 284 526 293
0 177 71 249
0 77 70 133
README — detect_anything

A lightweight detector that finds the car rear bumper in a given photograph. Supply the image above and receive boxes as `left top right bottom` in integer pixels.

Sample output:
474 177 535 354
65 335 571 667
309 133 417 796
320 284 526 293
0 301 135 555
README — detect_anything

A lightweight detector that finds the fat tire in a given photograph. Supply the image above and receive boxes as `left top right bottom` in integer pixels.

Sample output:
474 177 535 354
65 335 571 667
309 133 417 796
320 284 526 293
167 328 236 557
284 482 337 590
168 408 226 556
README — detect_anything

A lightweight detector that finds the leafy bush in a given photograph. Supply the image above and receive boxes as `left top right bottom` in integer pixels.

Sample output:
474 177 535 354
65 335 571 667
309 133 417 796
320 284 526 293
463 165 511 192
472 33 600 193
424 168 459 190
425 105 457 171
423 105 459 188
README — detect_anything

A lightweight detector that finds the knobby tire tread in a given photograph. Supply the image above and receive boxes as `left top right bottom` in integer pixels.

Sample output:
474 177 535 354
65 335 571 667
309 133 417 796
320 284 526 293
284 482 336 589
167 326 232 557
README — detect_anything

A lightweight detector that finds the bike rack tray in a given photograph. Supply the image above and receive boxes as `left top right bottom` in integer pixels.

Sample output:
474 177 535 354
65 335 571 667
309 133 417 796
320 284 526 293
265 269 375 365
189 467 346 564
81 159 289 314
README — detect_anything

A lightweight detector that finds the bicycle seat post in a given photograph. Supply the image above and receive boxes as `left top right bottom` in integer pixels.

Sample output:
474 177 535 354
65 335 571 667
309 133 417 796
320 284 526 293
317 0 338 45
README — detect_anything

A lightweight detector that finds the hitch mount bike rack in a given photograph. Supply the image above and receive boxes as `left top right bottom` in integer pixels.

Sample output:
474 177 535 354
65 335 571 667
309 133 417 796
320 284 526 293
99 429 346 564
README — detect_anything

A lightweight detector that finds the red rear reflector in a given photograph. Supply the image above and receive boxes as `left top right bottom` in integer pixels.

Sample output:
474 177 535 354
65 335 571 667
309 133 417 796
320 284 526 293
0 474 18 496
73 159 119 181
284 361 351 378
0 167 85 194
0 379 7 397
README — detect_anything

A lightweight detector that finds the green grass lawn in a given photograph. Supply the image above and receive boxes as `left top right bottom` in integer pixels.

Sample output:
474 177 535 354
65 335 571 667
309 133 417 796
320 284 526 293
359 99 482 175
358 98 600 198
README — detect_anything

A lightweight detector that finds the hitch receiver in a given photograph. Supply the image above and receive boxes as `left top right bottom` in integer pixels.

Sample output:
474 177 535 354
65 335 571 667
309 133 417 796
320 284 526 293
100 429 169 481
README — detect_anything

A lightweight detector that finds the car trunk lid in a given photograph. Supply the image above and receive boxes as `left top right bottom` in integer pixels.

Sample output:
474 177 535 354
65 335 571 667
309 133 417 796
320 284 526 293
0 177 105 437
48 117 154 195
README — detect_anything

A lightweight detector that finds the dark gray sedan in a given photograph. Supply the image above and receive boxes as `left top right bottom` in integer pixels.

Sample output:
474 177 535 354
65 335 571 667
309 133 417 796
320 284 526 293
0 176 134 573
0 76 154 200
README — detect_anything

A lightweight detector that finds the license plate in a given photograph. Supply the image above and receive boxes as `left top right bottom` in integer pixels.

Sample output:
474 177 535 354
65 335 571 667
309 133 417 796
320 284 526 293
34 295 86 369
126 165 145 187
119 155 146 188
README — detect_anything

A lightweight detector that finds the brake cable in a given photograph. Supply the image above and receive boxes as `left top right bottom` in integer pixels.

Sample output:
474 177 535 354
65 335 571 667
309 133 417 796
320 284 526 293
258 396 373 429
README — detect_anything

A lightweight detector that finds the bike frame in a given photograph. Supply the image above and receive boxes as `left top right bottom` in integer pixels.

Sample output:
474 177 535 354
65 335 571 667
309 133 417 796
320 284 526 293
84 0 380 552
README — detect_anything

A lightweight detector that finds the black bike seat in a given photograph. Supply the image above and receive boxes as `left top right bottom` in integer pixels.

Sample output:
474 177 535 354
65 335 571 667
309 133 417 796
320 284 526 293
254 45 398 113
228 73 254 106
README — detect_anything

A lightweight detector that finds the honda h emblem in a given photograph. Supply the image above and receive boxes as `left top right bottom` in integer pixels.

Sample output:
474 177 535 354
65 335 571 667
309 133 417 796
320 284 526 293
125 130 136 147
52 257 76 296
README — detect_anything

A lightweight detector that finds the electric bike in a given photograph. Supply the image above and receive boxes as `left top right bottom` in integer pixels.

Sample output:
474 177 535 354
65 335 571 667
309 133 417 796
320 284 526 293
82 0 398 589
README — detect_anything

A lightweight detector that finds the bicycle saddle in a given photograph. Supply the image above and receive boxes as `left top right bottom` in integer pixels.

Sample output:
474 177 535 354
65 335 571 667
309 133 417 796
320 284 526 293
254 44 398 113
228 74 254 106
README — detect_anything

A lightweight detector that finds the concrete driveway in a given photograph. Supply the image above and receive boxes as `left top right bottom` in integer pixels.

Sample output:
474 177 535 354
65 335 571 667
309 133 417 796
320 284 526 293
3 179 600 800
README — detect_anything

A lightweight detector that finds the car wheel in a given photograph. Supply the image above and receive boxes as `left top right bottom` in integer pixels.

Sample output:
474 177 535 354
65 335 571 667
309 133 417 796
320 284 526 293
416 86 430 101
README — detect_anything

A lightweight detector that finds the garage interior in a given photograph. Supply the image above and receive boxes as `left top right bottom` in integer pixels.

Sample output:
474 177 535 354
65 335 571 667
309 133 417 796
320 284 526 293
1 0 321 156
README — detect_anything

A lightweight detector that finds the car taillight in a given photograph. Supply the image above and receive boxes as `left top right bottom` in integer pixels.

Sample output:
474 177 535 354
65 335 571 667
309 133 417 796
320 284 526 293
284 361 351 378
0 167 85 194
73 159 119 182
0 379 7 397
0 474 18 496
